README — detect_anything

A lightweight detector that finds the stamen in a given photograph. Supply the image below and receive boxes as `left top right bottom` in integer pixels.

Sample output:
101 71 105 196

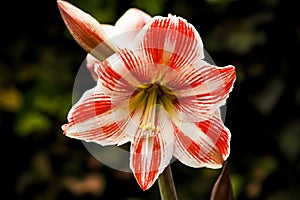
140 84 158 135
130 82 176 136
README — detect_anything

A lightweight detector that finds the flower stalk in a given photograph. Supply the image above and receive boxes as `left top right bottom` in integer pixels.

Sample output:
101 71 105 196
158 165 178 200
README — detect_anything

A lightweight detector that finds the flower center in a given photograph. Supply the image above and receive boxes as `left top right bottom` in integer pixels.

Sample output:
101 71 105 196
129 82 176 135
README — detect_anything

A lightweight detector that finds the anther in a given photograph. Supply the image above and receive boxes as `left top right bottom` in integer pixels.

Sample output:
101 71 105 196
139 124 160 135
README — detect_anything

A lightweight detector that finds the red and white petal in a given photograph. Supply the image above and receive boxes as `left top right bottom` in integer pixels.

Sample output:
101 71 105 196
130 107 174 190
94 54 142 106
134 15 204 68
96 48 166 97
62 86 130 146
169 63 236 122
57 0 116 60
173 109 230 168
116 49 172 84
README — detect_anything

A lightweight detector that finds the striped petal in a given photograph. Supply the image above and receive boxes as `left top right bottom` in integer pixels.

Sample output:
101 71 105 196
57 0 116 60
94 50 144 106
134 15 204 68
169 63 236 122
113 48 169 84
95 48 170 98
173 109 230 168
62 86 130 146
130 106 174 190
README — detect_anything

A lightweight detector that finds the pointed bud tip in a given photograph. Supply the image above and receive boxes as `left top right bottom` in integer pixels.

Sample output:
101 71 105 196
57 0 70 12
57 0 117 60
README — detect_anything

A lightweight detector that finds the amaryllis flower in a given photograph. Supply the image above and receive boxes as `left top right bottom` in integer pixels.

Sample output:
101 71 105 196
58 0 236 191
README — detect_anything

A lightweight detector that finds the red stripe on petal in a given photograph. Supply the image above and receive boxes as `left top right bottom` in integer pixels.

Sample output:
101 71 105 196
62 87 130 145
118 49 144 72
98 61 122 91
163 62 210 92
174 125 202 162
101 122 122 137
216 129 230 159
134 136 144 154
136 15 203 68
196 111 231 160
196 124 230 160
68 92 112 125
63 118 128 145
130 107 174 190
95 51 142 94
166 17 202 69
96 60 137 105
189 66 214 88
219 66 236 94
171 65 236 122
131 136 161 190
173 64 235 93
117 49 154 83
149 16 197 38
173 118 227 168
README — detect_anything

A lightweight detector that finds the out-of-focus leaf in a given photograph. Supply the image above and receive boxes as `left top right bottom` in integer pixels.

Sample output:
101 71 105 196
277 120 300 161
206 13 272 54
14 111 50 137
245 156 278 199
230 173 244 199
16 64 38 83
71 0 118 23
210 161 234 200
0 86 23 112
206 25 266 54
265 187 300 200
32 93 72 120
205 0 235 5
132 0 167 15
252 77 285 116
31 151 53 181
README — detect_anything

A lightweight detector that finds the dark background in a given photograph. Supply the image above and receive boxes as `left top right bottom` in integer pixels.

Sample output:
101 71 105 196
1 0 299 199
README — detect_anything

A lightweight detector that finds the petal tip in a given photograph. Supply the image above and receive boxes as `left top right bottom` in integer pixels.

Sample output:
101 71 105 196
61 124 69 134
134 172 157 191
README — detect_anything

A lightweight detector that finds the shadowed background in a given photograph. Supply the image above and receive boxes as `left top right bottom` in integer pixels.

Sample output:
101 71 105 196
0 0 299 199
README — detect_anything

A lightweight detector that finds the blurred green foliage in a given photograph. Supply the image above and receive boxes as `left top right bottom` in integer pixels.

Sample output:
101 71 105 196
1 0 299 199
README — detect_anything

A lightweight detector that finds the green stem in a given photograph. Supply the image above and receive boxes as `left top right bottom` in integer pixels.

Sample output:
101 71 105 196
158 165 178 200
